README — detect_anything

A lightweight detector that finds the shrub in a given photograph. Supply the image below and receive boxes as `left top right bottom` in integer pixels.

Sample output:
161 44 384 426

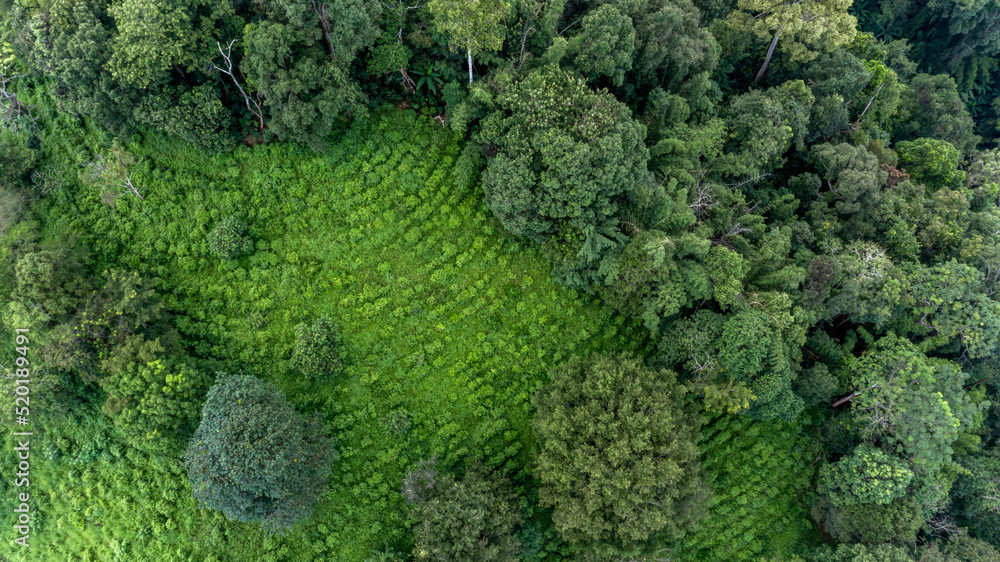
289 317 343 378
184 374 334 532
206 216 252 260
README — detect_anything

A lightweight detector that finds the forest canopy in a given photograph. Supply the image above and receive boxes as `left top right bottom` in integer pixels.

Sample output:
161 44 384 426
2 0 1000 560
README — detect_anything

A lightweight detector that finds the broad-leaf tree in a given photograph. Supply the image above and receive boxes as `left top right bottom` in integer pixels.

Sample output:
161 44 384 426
428 0 509 83
531 353 707 550
184 374 334 532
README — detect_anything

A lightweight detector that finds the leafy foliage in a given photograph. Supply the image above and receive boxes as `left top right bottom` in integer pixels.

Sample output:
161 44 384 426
184 374 334 532
206 216 253 260
478 66 648 250
531 353 706 551
817 444 913 507
669 415 820 560
404 462 522 561
289 317 343 378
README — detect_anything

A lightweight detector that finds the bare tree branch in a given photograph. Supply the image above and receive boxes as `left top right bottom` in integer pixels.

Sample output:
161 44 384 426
208 40 265 131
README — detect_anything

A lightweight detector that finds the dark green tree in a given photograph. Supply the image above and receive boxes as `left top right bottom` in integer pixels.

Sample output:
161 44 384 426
0 127 38 188
13 247 90 318
184 375 334 532
807 543 915 562
402 461 522 561
206 216 253 260
817 496 923 545
952 451 1000 544
478 65 648 258
106 0 232 89
894 74 980 155
242 0 380 150
630 0 718 90
17 0 138 136
714 80 814 178
568 4 635 87
933 533 1000 561
877 0 1000 87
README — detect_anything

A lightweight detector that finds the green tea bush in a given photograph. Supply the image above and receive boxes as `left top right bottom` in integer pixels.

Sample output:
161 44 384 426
670 415 821 561
15 105 647 559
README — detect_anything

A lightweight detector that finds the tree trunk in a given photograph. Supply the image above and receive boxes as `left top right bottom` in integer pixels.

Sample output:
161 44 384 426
312 1 335 56
754 27 781 84
832 392 859 408
467 48 473 84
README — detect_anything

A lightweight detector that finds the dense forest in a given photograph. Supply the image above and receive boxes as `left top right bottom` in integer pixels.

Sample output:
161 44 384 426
1 0 1000 559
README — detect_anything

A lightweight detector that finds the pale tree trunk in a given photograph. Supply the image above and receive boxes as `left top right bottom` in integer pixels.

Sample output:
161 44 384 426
754 27 781 84
467 47 473 84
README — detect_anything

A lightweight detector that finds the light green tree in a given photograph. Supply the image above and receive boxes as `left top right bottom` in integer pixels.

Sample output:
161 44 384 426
817 444 913 507
104 358 209 454
106 0 231 88
727 0 856 81
428 0 510 83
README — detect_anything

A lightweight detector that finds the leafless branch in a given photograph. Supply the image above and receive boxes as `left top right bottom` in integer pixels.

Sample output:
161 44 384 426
0 33 38 131
690 182 719 217
208 40 265 131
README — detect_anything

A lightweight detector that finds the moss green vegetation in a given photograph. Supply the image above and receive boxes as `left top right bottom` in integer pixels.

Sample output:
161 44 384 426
2 107 647 560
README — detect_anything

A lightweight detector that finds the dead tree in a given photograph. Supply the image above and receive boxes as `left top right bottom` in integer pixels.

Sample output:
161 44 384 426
88 148 144 201
208 40 265 131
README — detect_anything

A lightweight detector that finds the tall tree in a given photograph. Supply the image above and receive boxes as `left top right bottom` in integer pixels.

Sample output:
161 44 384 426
242 0 381 150
952 453 1000 546
727 0 857 81
568 4 635 87
478 65 649 274
894 73 980 155
531 353 707 551
428 0 510 83
106 0 232 88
